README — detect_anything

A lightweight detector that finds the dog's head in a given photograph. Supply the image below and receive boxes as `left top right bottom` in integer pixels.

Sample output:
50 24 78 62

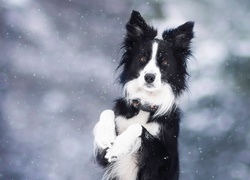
118 10 194 116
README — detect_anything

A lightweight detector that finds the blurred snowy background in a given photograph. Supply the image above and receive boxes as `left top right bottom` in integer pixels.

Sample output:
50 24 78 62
0 0 250 179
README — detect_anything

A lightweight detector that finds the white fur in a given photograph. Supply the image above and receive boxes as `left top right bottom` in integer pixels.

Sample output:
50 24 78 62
116 111 160 136
93 110 116 154
103 155 138 180
124 79 175 117
116 111 149 134
103 111 161 180
104 124 142 180
105 124 142 161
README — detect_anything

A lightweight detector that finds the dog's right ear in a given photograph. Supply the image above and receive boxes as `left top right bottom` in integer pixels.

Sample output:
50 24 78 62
125 10 157 42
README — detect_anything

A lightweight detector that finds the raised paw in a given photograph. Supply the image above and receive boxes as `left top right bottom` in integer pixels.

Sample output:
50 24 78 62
93 110 116 150
105 124 143 162
105 135 132 162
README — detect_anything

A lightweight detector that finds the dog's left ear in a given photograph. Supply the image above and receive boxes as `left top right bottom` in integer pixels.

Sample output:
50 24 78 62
162 21 194 48
125 10 157 41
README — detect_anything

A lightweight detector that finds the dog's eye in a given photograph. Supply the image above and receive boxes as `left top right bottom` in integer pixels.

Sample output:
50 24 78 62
162 60 168 65
139 56 146 63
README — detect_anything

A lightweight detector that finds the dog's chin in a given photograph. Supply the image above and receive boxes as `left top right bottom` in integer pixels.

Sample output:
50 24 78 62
142 84 161 92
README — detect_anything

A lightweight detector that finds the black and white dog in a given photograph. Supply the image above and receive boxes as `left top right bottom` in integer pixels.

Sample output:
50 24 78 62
93 10 194 180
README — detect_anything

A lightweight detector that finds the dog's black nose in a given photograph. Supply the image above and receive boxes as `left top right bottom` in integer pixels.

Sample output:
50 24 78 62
144 73 155 84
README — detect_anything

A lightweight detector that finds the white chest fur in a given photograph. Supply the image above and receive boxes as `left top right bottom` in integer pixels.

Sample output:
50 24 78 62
106 111 160 180
115 110 160 137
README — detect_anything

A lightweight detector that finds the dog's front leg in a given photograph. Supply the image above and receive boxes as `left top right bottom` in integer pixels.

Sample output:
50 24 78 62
105 124 143 162
93 110 116 155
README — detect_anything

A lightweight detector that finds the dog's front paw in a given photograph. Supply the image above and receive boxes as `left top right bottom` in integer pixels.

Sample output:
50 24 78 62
105 134 132 162
93 110 116 150
105 124 142 162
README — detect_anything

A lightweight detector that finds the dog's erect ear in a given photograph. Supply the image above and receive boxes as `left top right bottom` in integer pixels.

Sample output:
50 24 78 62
125 10 157 41
162 21 194 48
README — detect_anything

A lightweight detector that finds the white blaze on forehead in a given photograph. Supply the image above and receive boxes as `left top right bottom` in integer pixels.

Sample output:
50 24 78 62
151 42 158 61
142 42 159 74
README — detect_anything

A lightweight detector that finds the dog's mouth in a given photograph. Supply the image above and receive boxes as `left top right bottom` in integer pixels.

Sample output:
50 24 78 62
145 83 154 88
143 83 157 90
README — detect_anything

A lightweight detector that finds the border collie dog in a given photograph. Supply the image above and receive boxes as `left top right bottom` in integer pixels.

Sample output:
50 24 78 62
93 10 194 180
